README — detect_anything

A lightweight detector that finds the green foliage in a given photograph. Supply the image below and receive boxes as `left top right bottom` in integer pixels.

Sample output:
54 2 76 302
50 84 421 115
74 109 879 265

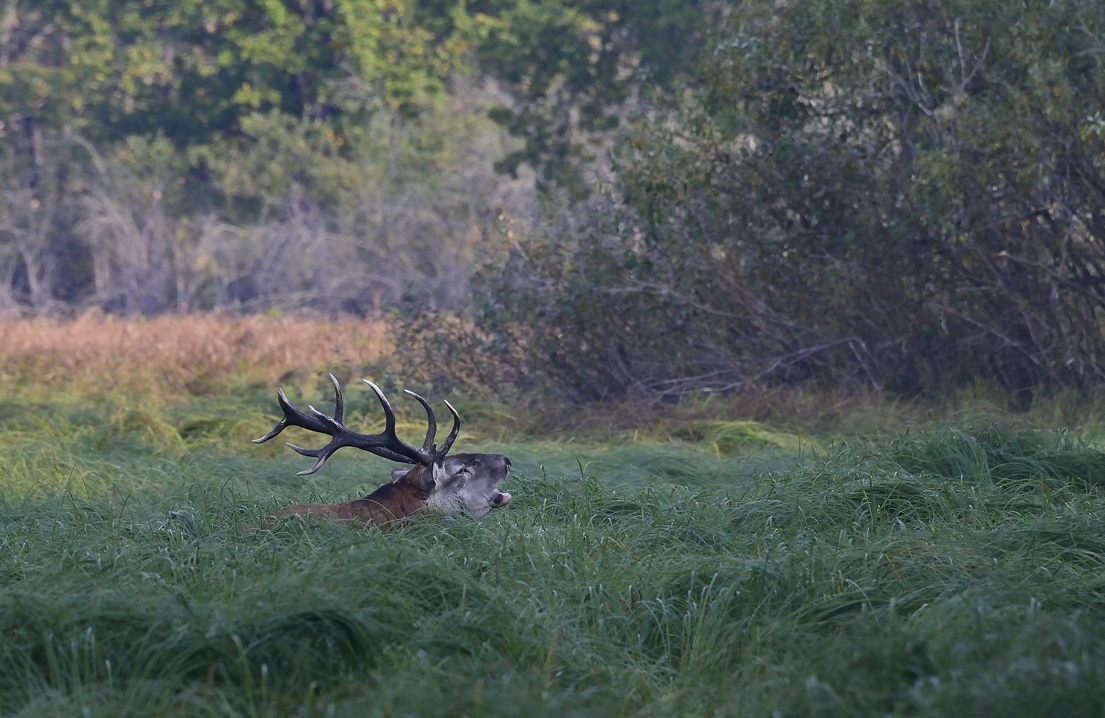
0 0 714 311
674 420 808 456
0 0 710 196
0 0 545 313
4 393 1105 714
0 0 468 146
475 0 717 196
472 0 1105 398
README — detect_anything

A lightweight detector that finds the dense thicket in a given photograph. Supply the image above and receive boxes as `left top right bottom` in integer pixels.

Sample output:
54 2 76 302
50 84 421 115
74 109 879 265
467 0 1105 399
0 0 707 314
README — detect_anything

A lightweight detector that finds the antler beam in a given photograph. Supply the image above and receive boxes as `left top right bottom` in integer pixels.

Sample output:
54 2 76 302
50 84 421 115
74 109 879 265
253 374 461 475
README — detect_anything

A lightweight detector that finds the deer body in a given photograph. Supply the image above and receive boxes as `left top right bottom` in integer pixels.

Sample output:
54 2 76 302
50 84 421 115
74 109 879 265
275 480 429 524
255 377 513 526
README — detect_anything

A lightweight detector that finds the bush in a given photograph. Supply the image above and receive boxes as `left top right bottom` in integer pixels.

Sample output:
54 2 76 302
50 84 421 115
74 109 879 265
462 0 1105 400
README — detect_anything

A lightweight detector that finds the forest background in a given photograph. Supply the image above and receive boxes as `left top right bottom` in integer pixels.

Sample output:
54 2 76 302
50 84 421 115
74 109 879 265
3 0 1105 403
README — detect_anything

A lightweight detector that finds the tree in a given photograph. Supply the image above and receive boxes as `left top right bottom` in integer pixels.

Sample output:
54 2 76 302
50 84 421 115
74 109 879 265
475 0 720 197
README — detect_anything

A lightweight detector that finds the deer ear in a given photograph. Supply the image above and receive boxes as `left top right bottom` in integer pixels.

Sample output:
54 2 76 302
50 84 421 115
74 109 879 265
397 464 437 492
431 461 448 488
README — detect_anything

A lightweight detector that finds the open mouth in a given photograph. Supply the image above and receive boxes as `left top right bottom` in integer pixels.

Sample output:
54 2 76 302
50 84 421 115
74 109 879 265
491 492 512 508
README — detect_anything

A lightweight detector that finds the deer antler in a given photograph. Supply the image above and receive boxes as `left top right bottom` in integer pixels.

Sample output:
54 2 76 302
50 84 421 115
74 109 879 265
253 374 461 475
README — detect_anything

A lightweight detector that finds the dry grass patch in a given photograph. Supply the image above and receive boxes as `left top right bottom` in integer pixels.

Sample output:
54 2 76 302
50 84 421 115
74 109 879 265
0 312 390 398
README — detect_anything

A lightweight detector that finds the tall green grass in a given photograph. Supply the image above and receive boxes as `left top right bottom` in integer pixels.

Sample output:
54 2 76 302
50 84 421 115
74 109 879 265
2 391 1105 716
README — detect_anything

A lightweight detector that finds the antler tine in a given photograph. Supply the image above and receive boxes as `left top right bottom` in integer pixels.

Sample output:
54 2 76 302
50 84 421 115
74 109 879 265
286 408 371 475
252 388 331 444
328 373 344 423
403 389 438 453
286 436 335 476
362 380 432 464
361 380 396 430
437 399 462 457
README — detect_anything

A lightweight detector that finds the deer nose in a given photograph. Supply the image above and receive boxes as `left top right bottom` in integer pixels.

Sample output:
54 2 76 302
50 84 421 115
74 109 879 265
503 456 512 471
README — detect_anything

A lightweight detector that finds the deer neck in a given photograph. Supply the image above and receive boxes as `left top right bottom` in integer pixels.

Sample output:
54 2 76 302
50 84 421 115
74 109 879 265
355 466 434 520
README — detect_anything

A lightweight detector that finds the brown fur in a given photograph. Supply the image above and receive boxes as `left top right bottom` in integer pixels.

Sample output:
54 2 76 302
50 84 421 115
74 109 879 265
272 466 431 526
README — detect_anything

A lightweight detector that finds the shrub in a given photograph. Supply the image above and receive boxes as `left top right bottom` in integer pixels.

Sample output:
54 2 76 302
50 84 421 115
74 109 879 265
462 0 1105 400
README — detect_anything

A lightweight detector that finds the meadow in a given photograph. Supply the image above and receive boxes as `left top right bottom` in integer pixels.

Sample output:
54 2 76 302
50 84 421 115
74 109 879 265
3 316 1105 716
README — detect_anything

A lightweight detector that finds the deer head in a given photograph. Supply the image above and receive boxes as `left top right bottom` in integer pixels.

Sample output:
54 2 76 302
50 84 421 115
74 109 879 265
253 375 512 524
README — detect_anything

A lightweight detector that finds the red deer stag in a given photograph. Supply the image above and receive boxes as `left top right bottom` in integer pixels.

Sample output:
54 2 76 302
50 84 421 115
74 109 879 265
254 375 512 525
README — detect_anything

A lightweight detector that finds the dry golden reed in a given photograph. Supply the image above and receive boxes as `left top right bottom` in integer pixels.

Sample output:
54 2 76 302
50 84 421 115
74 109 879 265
0 312 391 397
